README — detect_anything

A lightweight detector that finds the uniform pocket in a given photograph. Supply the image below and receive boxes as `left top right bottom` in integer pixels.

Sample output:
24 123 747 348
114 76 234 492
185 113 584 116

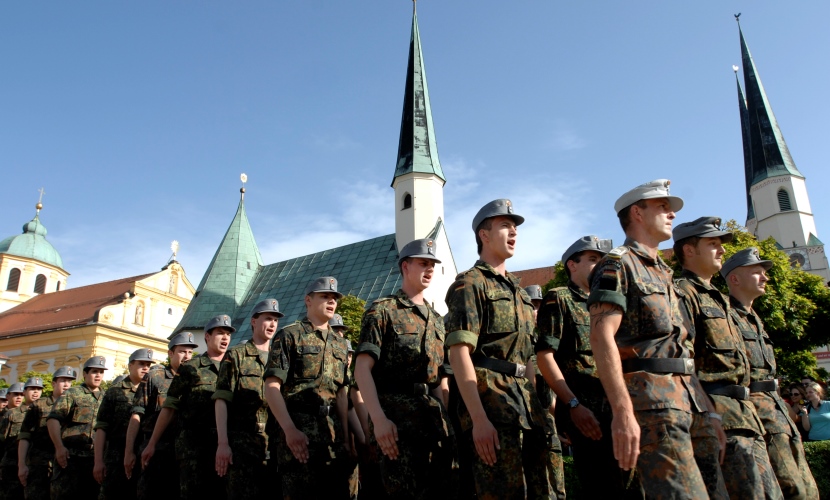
329 346 348 385
634 281 673 335
239 367 263 392
295 344 323 379
486 289 516 333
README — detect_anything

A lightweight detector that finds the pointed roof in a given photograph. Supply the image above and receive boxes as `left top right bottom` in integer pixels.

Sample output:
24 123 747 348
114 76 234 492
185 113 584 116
737 22 803 186
392 7 446 186
735 72 755 220
174 196 263 333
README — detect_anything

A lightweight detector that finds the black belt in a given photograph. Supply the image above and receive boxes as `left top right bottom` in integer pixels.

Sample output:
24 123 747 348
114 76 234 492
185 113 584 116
621 358 695 375
749 379 778 393
378 383 431 397
701 381 750 400
472 356 527 378
286 402 333 417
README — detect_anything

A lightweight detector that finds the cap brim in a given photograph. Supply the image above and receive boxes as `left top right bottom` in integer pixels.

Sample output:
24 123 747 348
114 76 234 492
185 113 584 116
667 196 683 213
759 260 773 271
307 290 344 299
399 253 442 264
511 214 525 226
683 230 734 243
253 310 285 318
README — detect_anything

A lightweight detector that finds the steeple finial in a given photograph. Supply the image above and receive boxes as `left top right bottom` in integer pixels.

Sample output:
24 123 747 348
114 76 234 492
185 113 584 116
734 12 741 24
36 187 45 215
240 173 247 201
413 0 416 14
171 240 179 261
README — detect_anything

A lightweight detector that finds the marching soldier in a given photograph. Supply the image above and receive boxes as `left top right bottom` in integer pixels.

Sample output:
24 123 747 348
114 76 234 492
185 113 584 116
125 332 198 500
141 315 233 499
329 314 362 500
47 356 107 499
0 381 39 500
263 276 352 499
18 367 78 500
93 349 153 499
214 298 284 499
723 248 819 499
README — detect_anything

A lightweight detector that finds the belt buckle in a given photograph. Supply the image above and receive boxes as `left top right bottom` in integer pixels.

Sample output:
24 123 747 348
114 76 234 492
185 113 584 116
414 383 428 397
514 364 527 378
741 387 750 400
773 379 779 390
257 422 266 433
684 359 695 374
319 405 331 417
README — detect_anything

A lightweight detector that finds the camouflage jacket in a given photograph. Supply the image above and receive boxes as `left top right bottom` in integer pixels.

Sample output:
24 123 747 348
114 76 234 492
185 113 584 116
676 271 763 434
357 289 450 438
164 353 221 457
19 395 56 465
95 377 140 461
728 296 797 437
0 405 28 466
444 260 547 432
213 340 270 458
586 238 708 413
47 384 103 457
132 365 175 447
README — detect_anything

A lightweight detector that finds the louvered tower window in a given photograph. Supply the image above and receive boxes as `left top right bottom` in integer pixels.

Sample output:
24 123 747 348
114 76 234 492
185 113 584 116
6 269 21 292
34 274 47 294
402 193 412 210
778 189 793 211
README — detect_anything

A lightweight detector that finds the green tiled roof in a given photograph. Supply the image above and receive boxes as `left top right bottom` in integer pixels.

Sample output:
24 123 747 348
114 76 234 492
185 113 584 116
231 233 401 345
0 215 64 270
807 233 824 247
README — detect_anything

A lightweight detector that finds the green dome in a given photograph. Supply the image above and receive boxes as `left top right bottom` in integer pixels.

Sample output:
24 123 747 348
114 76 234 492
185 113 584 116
0 215 64 269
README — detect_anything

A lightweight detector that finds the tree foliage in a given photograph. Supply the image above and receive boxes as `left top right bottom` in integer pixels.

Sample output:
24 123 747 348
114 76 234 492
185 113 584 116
337 294 367 347
542 261 568 294
19 370 53 394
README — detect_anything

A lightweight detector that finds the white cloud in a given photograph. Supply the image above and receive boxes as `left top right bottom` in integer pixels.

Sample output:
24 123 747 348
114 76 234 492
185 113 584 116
545 121 587 151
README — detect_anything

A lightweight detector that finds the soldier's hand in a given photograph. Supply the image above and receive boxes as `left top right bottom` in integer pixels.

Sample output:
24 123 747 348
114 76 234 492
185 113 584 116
141 442 156 470
54 446 70 469
571 405 602 440
124 449 136 479
611 409 640 471
93 460 106 484
472 418 500 466
18 464 29 486
711 417 727 464
215 442 233 477
285 426 310 463
374 417 399 460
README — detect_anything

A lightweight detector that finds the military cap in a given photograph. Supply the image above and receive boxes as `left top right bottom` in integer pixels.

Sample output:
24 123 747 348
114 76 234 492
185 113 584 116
129 348 155 363
83 356 108 371
7 383 24 394
472 199 525 232
346 339 355 353
205 314 236 334
52 366 78 380
329 313 348 331
0 389 7 400
398 238 442 265
720 247 773 278
524 285 543 301
562 235 613 264
251 298 285 318
24 377 44 389
304 276 343 298
614 179 683 215
673 216 733 243
168 331 199 350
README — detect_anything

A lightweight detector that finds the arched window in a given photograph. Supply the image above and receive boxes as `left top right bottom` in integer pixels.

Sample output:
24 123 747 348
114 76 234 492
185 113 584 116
6 269 21 292
168 308 173 315
778 189 793 211
56 281 61 292
402 193 412 210
34 274 47 294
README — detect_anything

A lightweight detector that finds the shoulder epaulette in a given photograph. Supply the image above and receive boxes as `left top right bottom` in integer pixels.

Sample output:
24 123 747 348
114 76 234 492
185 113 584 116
607 246 629 260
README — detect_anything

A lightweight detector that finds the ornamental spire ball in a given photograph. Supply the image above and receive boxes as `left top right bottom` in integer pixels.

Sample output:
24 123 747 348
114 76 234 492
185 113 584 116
240 173 248 199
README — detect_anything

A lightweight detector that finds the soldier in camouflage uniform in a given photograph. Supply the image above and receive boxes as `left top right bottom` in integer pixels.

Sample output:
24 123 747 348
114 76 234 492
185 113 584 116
125 332 197 500
0 381 35 500
214 298 284 499
445 199 552 500
47 356 107 499
141 315 233 499
330 315 362 500
354 238 455 499
263 276 352 499
93 349 153 499
0 390 7 416
587 180 728 499
18 367 78 500
673 219 783 499
723 248 819 499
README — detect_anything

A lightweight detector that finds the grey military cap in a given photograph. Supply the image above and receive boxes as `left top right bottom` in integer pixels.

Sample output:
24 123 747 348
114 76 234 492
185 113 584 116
329 313 348 332
0 389 7 400
129 348 155 363
83 356 108 371
304 276 343 298
24 377 44 389
398 238 442 265
472 199 525 232
251 298 285 318
562 235 613 264
673 216 733 243
52 366 78 380
524 285 543 301
720 247 773 278
7 383 24 394
169 331 199 350
614 179 683 215
346 339 355 353
205 314 236 334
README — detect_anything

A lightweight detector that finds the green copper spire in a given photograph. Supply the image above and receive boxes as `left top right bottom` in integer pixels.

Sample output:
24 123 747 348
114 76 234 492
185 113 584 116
735 69 755 220
392 6 446 186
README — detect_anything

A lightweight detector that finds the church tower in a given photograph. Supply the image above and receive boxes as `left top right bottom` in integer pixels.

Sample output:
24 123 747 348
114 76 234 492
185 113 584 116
735 18 829 281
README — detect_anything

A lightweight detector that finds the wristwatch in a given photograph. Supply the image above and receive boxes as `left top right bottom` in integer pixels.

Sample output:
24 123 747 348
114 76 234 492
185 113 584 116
568 398 580 409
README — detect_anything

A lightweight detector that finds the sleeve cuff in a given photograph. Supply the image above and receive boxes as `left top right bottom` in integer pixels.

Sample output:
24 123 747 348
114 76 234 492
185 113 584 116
162 396 181 410
46 414 63 423
535 335 560 353
263 368 287 384
586 290 627 312
94 422 109 431
18 432 32 440
445 330 479 352
355 342 380 360
212 389 234 402
131 406 146 415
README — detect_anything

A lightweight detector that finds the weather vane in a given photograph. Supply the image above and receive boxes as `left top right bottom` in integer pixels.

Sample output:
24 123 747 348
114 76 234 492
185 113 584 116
732 65 739 74
171 240 179 260
734 13 741 23
240 173 247 200
36 187 45 215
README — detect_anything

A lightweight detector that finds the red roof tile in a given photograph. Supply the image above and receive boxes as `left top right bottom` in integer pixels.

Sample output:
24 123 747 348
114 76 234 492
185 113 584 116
512 266 557 287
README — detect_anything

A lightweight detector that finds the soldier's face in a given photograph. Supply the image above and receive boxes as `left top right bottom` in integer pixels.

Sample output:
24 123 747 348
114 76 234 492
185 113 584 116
480 216 518 259
169 346 194 370
23 388 41 403
638 198 675 241
7 393 23 408
687 237 725 275
85 368 105 389
129 360 152 382
306 292 338 321
568 251 603 289
53 377 74 397
402 258 436 291
251 312 281 341
0 400 6 410
206 328 233 355
729 264 768 298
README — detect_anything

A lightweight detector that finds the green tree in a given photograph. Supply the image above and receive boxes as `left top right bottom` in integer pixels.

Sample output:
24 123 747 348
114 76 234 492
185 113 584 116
19 370 53 394
337 294 367 347
542 261 567 294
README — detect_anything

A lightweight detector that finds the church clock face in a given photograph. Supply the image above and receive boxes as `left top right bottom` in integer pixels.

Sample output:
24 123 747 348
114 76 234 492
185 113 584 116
788 250 809 270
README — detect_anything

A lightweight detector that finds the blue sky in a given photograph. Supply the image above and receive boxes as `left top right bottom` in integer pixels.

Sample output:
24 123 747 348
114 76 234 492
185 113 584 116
2 2 829 288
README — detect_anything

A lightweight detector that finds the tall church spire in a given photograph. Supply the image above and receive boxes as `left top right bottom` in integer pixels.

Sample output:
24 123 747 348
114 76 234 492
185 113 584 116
735 68 755 220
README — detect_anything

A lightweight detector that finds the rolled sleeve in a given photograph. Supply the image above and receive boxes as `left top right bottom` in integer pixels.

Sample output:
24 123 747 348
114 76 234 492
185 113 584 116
131 405 146 416
162 396 180 410
355 342 381 360
211 389 234 402
263 332 290 383
535 335 560 353
587 289 626 311
444 279 484 353
587 257 627 312
446 329 479 350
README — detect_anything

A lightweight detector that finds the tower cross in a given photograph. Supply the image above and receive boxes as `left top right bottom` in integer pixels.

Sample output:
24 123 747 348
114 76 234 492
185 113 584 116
38 187 45 204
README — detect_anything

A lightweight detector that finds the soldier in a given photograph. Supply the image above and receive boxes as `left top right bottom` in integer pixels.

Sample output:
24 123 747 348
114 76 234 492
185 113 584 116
329 315 362 500
445 199 551 499
18 367 78 500
214 298 284 499
723 248 819 499
0 381 37 500
125 332 198 500
263 276 352 499
47 356 107 499
354 238 455 499
0 390 8 417
141 314 233 499
586 180 728 499
93 349 153 499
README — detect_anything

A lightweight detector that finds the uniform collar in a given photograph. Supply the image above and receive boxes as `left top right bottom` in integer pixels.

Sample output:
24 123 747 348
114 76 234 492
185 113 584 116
729 295 752 317
120 378 134 389
474 260 520 286
244 340 262 356
198 353 215 367
299 316 333 337
623 237 666 267
567 280 589 300
681 269 716 291
395 288 416 308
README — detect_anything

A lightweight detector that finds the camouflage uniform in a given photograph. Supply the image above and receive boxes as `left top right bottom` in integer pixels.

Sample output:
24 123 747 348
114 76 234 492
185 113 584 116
0 405 28 500
587 239 728 499
94 378 141 499
47 383 103 500
264 317 351 499
444 261 552 500
537 281 644 499
132 365 178 500
729 297 819 499
163 354 226 499
19 395 57 500
357 288 456 499
213 340 274 499
677 270 782 499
